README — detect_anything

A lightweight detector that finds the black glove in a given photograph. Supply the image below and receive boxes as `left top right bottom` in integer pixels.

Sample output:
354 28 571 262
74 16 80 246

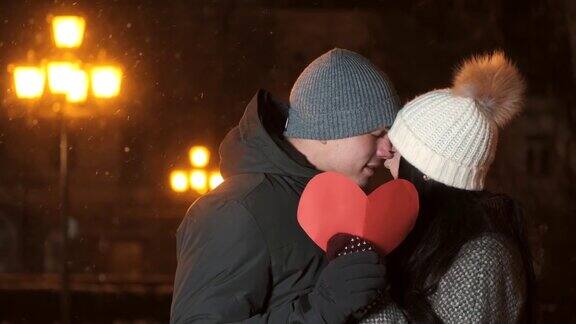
308 250 386 323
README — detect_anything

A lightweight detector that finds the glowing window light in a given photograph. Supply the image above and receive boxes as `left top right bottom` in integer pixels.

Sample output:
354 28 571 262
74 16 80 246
13 66 45 99
91 66 122 98
52 16 86 48
170 170 189 193
190 169 208 194
209 171 224 190
189 146 210 168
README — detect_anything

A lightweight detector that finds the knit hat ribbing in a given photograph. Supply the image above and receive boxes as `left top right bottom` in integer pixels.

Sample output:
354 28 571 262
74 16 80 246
285 48 400 140
388 52 525 190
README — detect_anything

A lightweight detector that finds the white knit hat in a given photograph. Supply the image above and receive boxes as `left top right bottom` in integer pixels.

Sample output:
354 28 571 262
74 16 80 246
388 52 525 190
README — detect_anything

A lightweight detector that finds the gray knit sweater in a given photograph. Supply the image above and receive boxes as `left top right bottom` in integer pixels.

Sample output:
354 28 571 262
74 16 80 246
361 234 527 323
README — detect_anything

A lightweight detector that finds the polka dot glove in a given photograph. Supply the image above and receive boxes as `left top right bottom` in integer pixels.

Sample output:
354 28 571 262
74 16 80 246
327 233 388 319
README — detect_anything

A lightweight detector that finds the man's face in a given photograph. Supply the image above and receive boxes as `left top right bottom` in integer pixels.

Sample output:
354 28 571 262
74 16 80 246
377 133 400 179
320 127 386 187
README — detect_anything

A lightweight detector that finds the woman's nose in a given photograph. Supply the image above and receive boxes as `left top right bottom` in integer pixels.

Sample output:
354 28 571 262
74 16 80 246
376 136 394 159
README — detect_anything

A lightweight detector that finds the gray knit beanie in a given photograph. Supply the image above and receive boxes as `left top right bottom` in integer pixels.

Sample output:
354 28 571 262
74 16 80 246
284 48 400 140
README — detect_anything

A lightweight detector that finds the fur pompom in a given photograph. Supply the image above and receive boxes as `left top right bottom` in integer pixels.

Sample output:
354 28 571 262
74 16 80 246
452 51 525 127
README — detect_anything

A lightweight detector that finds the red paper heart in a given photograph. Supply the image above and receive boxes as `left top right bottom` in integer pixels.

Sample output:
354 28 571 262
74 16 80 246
298 172 419 255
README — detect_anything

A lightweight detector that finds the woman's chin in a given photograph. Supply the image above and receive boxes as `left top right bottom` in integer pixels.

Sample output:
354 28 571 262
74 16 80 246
362 166 375 177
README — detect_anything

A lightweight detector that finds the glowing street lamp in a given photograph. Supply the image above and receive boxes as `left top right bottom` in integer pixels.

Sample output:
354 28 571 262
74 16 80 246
91 66 122 98
12 66 45 99
51 16 85 48
190 169 208 194
47 62 89 103
189 146 210 168
209 171 224 190
170 147 224 195
7 15 123 324
47 61 78 95
170 170 189 193
65 69 88 103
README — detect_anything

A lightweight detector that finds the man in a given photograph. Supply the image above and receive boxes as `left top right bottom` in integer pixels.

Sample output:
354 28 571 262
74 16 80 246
170 48 400 323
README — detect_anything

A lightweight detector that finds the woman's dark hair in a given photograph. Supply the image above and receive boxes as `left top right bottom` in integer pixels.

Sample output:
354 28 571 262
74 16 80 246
386 157 536 323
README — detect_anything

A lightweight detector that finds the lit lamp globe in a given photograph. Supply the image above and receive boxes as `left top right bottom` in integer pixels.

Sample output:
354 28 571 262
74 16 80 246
47 61 78 94
170 170 189 193
190 169 208 194
12 66 45 99
209 171 224 190
92 66 122 98
189 146 210 168
51 16 86 49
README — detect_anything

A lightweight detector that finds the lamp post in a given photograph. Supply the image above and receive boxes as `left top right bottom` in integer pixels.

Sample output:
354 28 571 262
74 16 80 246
8 15 122 324
169 145 224 195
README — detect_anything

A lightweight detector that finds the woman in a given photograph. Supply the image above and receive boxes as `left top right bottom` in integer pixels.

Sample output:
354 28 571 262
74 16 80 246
329 52 535 323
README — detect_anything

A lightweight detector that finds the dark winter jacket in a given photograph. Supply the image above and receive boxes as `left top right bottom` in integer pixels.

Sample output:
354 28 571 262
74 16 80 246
170 90 329 323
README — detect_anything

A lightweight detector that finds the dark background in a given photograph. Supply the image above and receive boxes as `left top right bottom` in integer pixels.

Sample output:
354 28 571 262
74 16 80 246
0 0 575 323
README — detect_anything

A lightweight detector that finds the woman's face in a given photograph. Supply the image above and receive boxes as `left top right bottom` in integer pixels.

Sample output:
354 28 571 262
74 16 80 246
385 148 401 179
377 134 401 179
